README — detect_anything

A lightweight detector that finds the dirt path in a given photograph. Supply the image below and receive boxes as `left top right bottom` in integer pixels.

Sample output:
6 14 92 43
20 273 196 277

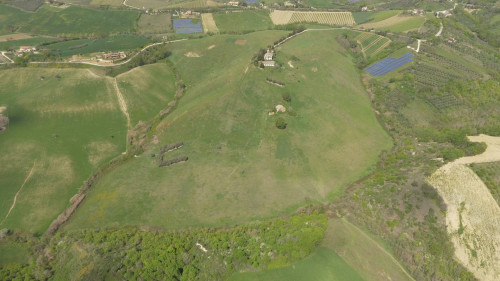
112 78 130 128
435 21 443 37
428 135 500 281
0 161 36 226
0 51 14 64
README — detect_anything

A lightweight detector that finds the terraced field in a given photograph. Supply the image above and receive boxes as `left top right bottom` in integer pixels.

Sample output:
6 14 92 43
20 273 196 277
355 32 391 57
270 10 355 26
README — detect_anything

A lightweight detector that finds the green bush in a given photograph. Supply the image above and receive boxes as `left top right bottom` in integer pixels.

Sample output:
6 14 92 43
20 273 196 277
275 117 287 129
282 92 291 102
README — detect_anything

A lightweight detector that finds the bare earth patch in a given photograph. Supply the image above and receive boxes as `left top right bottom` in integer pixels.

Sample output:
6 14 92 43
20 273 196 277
235 40 247 45
207 44 216 50
428 135 500 281
184 52 201 57
288 61 294 68
311 67 318 72
0 33 33 42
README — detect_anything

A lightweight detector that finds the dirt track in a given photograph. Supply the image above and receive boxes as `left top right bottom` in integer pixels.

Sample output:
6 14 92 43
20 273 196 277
428 135 500 281
0 161 36 225
112 78 130 128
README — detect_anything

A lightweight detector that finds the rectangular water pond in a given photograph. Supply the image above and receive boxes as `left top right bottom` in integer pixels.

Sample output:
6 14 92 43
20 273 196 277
173 19 203 34
365 52 414 76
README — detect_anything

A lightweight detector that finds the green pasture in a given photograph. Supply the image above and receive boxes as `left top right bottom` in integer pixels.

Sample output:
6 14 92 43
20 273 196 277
323 218 414 281
213 10 273 33
381 16 426 33
353 10 400 25
137 13 172 34
41 35 150 57
0 4 139 36
0 37 55 51
66 30 391 232
0 68 126 234
229 247 364 281
116 63 177 126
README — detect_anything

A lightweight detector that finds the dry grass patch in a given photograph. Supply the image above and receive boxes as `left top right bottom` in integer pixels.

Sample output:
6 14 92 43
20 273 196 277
270 10 355 26
235 40 247 45
0 33 33 42
201 13 219 33
184 52 201 57
360 14 414 29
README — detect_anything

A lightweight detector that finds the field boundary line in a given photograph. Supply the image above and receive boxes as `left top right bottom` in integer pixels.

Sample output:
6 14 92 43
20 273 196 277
342 218 416 281
371 38 392 55
362 36 382 51
0 161 36 226
112 78 131 128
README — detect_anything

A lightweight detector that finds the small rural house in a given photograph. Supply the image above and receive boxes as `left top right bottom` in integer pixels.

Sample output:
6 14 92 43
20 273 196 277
264 49 274 61
19 46 36 52
262 49 275 67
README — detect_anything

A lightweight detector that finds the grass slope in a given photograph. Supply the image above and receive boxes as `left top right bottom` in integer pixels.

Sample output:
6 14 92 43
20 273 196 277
214 10 273 33
323 218 414 281
229 247 365 281
0 4 139 36
116 63 177 126
0 68 126 234
66 30 391 232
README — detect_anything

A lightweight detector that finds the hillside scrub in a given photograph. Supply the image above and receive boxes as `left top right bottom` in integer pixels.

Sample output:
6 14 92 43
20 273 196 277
1 213 327 280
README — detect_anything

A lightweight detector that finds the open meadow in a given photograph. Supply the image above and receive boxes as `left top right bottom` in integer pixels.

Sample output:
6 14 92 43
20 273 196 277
0 4 139 36
65 30 391 232
0 68 127 234
214 10 273 33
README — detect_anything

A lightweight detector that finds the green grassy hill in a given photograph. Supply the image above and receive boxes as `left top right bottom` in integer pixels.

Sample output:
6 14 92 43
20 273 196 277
0 68 126 234
0 4 139 36
65 30 391 232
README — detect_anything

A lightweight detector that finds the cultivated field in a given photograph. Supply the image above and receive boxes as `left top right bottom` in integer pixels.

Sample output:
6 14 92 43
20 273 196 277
126 0 220 9
0 4 139 36
0 68 127 234
40 35 150 57
137 13 172 34
0 33 33 42
270 10 355 26
0 37 55 51
66 30 391 232
360 14 426 33
201 13 219 33
214 10 273 33
428 135 500 281
355 32 391 57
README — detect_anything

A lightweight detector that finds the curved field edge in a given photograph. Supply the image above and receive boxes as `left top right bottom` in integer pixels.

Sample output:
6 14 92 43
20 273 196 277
427 135 500 281
230 218 414 281
64 30 391 232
